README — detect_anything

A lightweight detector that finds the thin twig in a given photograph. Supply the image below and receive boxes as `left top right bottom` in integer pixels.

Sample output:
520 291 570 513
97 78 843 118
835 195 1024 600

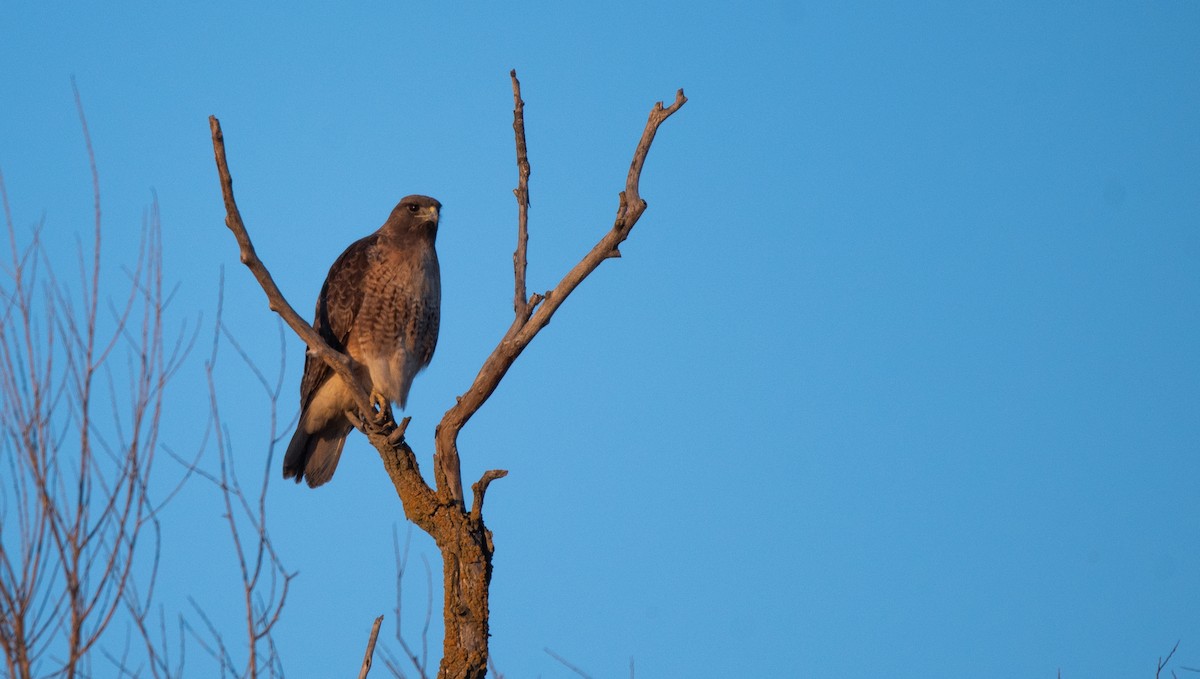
358 615 386 679
1159 641 1182 679
544 647 595 679
391 526 430 679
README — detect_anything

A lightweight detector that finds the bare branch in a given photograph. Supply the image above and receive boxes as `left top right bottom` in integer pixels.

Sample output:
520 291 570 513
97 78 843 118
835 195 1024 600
621 89 687 217
544 647 595 679
434 78 685 509
358 615 385 679
187 285 294 679
207 116 374 420
1160 641 1182 679
510 70 532 320
470 470 509 522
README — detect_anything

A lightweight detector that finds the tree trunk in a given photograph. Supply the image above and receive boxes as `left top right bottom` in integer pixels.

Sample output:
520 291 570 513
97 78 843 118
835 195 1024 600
435 512 494 679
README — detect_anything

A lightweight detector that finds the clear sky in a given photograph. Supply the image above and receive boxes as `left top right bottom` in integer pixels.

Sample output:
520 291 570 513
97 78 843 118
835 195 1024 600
3 2 1199 677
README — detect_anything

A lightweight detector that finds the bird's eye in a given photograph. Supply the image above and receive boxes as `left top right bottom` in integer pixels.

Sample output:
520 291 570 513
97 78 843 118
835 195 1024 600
406 204 420 213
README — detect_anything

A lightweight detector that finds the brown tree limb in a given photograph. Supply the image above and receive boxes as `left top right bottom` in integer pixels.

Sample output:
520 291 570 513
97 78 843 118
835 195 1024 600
208 116 374 420
432 70 533 509
510 70 532 320
358 615 385 679
470 470 509 523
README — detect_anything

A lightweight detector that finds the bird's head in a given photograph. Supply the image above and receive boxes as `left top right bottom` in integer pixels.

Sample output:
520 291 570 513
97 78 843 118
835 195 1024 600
385 194 441 240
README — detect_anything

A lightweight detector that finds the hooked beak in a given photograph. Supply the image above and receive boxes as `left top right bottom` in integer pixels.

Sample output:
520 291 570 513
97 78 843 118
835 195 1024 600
421 205 439 226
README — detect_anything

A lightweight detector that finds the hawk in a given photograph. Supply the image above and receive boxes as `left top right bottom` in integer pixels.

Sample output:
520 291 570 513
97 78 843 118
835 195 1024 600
283 195 442 488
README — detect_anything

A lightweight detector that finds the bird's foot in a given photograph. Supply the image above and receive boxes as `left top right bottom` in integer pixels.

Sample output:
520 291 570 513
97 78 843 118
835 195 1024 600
370 391 395 427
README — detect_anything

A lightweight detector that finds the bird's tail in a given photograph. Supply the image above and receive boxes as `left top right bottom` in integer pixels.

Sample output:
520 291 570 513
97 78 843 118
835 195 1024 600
283 420 352 488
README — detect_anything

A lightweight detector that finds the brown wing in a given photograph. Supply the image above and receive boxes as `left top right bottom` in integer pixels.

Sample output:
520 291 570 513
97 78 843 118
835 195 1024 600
414 254 440 367
298 233 379 411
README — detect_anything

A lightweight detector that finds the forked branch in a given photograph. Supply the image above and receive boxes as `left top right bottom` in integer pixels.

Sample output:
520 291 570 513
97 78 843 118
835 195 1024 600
433 74 686 507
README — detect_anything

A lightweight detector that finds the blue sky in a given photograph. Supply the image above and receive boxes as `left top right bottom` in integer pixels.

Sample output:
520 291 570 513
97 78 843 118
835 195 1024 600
3 2 1199 677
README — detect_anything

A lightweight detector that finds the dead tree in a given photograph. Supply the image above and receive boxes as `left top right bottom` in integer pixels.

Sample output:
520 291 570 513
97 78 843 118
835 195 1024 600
209 71 685 678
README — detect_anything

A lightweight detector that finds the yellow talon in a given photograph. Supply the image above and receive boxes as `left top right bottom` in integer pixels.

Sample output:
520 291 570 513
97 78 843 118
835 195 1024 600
370 391 393 425
370 391 387 411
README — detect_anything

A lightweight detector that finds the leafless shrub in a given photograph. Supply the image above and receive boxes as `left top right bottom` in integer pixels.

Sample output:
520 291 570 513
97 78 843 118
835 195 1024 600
177 280 295 679
0 85 187 679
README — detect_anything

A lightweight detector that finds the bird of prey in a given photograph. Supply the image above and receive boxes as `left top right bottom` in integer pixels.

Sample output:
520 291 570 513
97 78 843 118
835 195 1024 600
283 195 441 488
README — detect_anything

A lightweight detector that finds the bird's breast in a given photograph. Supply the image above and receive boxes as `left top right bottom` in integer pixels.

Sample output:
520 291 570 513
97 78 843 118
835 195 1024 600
353 245 440 408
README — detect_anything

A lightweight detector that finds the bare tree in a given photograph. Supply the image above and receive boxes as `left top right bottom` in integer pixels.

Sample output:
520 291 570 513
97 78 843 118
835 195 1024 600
209 71 685 678
0 86 186 679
